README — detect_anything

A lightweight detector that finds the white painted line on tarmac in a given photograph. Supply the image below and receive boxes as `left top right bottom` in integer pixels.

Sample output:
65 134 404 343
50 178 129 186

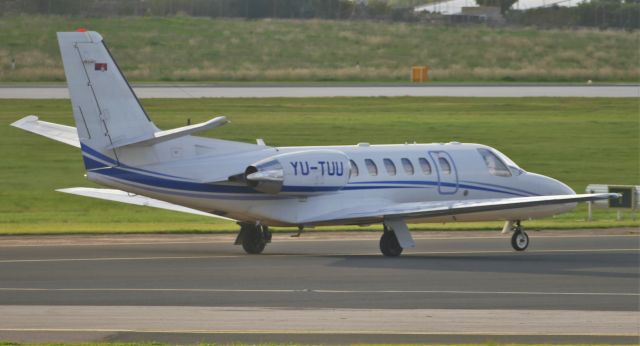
0 247 636 263
406 248 639 256
0 239 233 247
0 287 636 296
0 255 242 263
279 234 639 241
0 328 636 336
311 289 640 296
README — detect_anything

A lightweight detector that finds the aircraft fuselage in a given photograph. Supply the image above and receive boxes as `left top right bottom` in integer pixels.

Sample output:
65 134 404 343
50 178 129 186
85 142 576 227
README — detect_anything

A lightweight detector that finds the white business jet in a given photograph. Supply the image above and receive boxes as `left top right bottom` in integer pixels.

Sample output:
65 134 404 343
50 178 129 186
12 31 617 256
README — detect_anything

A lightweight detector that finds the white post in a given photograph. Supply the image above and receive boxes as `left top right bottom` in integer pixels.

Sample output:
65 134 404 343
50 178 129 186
617 210 622 221
587 201 593 221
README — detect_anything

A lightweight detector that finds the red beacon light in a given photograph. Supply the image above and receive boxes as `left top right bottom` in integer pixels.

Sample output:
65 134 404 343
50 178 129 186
76 27 87 32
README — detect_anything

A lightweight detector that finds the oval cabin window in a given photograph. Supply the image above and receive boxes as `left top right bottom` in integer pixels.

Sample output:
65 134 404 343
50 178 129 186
383 158 397 176
419 158 432 175
365 159 378 176
401 158 414 175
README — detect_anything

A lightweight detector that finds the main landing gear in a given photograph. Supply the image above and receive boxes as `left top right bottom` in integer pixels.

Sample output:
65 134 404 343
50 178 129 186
380 231 403 257
379 225 403 257
235 222 272 254
509 220 529 251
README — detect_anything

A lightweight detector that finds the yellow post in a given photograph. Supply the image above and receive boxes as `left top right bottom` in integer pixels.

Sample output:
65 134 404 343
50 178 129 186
411 66 429 82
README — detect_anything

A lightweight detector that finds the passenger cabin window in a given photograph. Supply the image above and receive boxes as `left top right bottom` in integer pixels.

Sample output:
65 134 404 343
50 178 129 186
478 148 511 177
349 160 359 178
438 157 452 175
365 159 378 176
418 158 432 175
401 158 414 175
383 158 396 176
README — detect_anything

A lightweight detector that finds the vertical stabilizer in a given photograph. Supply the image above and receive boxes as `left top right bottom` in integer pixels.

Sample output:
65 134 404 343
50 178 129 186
57 31 158 169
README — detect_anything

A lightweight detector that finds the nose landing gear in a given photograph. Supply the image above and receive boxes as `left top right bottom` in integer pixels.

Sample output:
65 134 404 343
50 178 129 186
509 220 529 251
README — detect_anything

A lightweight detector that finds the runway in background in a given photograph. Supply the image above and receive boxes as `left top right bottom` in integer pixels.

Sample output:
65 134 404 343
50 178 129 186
0 84 638 98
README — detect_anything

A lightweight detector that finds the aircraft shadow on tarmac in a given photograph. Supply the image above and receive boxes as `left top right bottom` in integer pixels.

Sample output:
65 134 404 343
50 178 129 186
291 252 640 280
66 238 638 281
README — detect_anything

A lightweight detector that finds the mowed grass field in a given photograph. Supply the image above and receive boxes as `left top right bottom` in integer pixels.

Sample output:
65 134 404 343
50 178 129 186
0 97 638 235
0 16 639 83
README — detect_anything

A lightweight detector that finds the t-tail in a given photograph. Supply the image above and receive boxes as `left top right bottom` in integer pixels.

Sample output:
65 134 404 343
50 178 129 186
56 31 243 172
57 31 159 170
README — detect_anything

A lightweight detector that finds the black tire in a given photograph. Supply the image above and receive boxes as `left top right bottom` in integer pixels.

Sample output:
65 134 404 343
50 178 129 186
380 231 403 257
242 226 267 254
511 231 529 251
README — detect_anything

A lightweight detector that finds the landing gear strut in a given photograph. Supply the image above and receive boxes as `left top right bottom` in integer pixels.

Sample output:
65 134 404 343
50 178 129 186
235 222 272 254
379 225 403 257
510 221 529 251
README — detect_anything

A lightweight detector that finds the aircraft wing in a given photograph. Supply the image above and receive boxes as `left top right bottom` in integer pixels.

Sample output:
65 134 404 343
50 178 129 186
57 187 235 221
11 115 80 148
303 193 618 225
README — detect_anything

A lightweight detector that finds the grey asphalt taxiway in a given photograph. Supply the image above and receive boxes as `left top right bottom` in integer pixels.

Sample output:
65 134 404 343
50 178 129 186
0 230 638 344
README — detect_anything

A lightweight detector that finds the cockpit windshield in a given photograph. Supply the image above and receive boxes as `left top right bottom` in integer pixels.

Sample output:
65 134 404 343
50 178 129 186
478 148 524 176
478 148 512 177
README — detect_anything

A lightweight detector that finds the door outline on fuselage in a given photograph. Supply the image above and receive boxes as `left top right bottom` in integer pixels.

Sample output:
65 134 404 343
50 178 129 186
429 151 459 195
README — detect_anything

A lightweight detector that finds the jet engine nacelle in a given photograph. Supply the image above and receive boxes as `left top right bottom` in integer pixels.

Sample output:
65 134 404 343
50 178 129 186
245 150 350 195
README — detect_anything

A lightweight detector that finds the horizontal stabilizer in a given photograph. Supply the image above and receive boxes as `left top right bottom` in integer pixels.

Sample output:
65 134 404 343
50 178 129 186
57 187 235 221
11 115 80 148
106 116 229 149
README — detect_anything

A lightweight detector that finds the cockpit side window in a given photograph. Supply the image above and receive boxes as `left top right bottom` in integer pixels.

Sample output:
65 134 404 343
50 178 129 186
478 148 512 177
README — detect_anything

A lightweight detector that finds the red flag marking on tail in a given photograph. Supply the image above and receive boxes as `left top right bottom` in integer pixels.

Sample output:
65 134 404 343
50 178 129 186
95 63 108 71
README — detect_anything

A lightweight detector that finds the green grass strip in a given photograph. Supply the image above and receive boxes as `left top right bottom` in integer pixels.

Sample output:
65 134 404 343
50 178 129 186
1 97 637 235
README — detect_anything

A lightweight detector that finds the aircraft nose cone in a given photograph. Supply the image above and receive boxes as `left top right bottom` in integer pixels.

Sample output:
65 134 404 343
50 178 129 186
528 173 575 196
552 178 576 195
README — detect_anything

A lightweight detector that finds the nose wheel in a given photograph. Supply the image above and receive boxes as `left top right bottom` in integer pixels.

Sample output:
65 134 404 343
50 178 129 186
510 221 529 251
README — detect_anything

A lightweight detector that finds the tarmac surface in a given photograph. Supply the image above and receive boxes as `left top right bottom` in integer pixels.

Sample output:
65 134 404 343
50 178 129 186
0 230 638 344
0 84 638 98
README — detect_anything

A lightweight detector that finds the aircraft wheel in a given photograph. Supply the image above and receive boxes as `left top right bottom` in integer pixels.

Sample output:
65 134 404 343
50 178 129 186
511 231 529 251
242 225 267 254
380 231 403 257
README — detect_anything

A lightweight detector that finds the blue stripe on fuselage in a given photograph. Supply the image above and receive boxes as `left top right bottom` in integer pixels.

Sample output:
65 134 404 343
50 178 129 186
459 180 540 196
92 167 528 197
81 143 117 165
81 144 193 180
81 145 532 197
350 180 528 197
83 155 109 170
95 166 255 194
